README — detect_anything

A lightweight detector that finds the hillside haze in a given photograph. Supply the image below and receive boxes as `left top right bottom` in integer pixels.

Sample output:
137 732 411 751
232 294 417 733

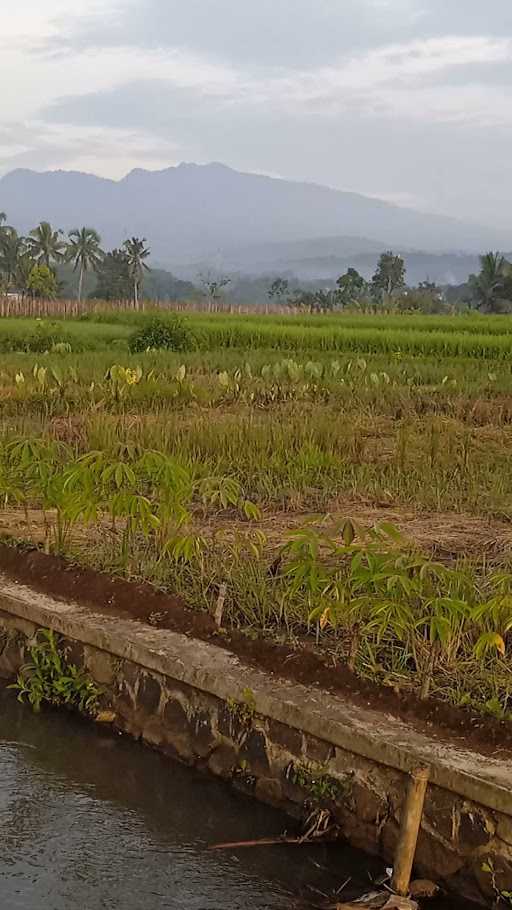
0 163 507 274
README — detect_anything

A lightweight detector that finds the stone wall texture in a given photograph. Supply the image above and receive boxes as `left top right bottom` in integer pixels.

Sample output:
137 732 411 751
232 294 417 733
0 589 511 907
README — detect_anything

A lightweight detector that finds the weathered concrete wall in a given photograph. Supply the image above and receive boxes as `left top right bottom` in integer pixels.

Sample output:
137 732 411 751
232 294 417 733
0 577 511 906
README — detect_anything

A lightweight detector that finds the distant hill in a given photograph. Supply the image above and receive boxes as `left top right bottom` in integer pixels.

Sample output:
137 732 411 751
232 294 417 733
271 250 484 286
174 242 485 287
172 235 390 280
0 163 508 271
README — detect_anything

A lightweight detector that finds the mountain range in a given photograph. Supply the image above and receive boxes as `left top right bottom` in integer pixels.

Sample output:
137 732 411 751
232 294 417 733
0 163 508 282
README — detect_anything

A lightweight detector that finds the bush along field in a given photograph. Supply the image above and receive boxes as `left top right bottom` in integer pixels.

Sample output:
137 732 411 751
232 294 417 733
1 311 512 724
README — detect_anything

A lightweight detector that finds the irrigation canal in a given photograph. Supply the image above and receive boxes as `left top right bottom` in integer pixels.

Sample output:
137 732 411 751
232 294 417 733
0 690 477 909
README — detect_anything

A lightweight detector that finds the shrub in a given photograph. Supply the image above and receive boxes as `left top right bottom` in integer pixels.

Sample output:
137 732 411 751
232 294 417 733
23 321 76 353
128 316 198 353
27 265 58 300
0 321 76 354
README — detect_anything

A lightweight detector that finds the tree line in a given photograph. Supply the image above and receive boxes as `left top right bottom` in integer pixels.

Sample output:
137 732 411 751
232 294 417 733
267 251 512 314
0 215 151 305
1 213 510 314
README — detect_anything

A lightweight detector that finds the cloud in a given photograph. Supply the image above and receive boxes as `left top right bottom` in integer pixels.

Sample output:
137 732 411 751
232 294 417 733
0 119 179 178
3 0 512 230
50 0 421 67
276 36 512 113
42 36 512 129
52 0 512 69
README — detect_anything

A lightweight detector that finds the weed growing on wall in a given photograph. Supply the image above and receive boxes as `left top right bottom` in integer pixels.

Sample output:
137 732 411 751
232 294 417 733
11 629 101 715
286 760 348 803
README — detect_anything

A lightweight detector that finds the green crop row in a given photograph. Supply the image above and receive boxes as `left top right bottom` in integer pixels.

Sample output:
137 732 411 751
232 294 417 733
2 312 512 359
89 311 512 358
81 308 512 337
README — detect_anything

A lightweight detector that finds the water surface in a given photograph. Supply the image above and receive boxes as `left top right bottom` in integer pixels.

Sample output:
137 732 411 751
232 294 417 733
0 691 474 909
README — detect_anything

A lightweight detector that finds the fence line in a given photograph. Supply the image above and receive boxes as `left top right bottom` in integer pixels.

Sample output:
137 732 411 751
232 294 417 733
0 297 295 319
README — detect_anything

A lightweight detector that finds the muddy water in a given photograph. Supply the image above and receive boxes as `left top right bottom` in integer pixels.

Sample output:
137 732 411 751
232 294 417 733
0 691 475 910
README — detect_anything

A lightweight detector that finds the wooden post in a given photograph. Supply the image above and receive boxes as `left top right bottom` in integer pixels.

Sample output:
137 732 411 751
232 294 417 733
392 766 430 896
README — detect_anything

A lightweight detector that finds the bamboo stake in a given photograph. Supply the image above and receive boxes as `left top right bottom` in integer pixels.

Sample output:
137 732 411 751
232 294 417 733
214 583 227 629
392 767 430 896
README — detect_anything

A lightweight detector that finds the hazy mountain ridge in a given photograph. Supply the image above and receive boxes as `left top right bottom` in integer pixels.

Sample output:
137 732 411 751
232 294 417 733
276 251 485 286
172 244 485 287
0 163 507 275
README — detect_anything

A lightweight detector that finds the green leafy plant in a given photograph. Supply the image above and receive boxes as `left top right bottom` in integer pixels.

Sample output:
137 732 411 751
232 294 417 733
128 316 197 353
10 629 101 715
481 859 512 905
286 761 346 802
227 687 256 728
105 363 143 401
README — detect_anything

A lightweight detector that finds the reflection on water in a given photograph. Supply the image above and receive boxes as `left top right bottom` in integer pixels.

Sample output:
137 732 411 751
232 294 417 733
0 690 474 910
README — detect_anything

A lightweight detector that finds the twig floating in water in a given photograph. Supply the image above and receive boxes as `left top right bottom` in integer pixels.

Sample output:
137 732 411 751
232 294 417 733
209 835 315 850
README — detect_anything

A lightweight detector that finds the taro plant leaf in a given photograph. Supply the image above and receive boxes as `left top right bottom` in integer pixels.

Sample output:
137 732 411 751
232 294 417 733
342 519 356 546
285 359 301 382
305 361 323 380
50 366 64 387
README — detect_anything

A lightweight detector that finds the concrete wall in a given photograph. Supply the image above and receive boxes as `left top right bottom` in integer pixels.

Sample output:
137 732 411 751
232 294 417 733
0 579 511 906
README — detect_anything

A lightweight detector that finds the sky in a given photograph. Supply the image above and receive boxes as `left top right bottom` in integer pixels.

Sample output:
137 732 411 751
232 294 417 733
2 0 512 227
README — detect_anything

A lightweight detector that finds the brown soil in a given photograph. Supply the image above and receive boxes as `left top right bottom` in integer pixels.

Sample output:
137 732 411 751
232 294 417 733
208 500 512 561
1 540 512 760
2 499 512 559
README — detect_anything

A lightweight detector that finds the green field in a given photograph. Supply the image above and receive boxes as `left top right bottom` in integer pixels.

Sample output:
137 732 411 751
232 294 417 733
2 308 512 721
4 310 512 357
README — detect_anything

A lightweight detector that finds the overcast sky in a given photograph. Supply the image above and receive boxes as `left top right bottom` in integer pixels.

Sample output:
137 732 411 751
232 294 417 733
2 0 512 227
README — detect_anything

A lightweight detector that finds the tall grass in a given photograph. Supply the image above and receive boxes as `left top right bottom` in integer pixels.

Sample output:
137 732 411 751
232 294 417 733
3 405 510 516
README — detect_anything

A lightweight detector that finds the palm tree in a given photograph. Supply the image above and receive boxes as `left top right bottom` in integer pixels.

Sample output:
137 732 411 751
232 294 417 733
0 213 11 252
123 237 150 308
469 252 510 313
28 221 66 270
66 227 104 302
0 228 27 288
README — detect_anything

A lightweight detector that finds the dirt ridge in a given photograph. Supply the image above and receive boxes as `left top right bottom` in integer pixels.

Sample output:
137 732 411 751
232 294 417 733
1 541 512 760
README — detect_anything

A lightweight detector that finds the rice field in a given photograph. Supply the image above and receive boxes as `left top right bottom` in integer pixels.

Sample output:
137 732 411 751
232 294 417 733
4 309 512 357
79 309 512 357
